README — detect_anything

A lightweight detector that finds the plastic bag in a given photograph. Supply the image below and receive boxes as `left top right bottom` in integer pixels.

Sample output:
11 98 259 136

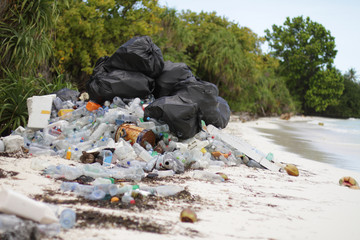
154 61 193 98
87 57 155 104
202 96 231 129
53 88 79 102
144 95 201 139
104 36 164 79
170 77 230 128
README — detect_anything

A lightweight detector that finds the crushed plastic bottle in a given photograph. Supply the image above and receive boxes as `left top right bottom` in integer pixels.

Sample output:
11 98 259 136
191 170 225 182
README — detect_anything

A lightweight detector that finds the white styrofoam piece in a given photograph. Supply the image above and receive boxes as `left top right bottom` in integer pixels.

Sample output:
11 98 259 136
27 94 56 129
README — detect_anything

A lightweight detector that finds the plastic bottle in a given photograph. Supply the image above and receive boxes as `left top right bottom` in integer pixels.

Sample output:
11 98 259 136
109 166 145 181
63 166 83 180
66 147 72 160
137 121 156 130
74 185 95 197
82 163 110 179
112 96 126 108
127 98 144 118
60 182 80 192
93 178 113 186
132 143 152 162
158 140 176 152
59 208 76 229
152 169 175 177
162 152 185 173
121 191 135 204
154 185 184 197
87 189 106 200
109 184 138 196
100 150 112 167
89 122 108 141
191 170 225 182
71 147 82 161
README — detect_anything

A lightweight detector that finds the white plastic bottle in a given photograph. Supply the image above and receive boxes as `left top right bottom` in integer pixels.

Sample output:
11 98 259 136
89 122 108 141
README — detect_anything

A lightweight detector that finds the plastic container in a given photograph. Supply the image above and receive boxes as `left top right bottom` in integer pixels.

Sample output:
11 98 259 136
0 186 58 224
115 123 155 148
86 101 101 111
59 208 76 229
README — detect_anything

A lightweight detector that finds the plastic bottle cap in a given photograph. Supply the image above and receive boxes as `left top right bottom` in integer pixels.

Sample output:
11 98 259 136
130 199 136 205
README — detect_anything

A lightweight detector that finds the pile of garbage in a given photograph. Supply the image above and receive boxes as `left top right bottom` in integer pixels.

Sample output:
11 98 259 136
0 36 283 238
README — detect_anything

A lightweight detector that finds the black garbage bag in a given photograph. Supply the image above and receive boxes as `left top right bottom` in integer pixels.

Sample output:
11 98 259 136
104 36 164 79
203 96 231 129
144 95 201 139
154 61 193 98
170 77 230 128
87 70 155 104
87 56 155 104
53 88 80 102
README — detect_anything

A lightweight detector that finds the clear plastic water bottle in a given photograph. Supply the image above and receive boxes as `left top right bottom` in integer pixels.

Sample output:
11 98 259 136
87 189 106 200
89 122 108 141
113 96 126 107
155 185 184 197
121 191 135 204
191 170 224 182
59 208 76 229
132 143 152 162
60 182 80 192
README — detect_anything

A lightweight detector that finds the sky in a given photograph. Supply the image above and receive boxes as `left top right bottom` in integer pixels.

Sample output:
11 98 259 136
159 0 360 74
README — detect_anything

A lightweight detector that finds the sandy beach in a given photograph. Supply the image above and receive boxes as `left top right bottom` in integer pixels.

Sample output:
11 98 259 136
1 116 360 240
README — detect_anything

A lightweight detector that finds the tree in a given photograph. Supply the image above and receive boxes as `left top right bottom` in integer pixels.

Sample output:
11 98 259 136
54 0 163 90
265 16 343 113
323 68 360 118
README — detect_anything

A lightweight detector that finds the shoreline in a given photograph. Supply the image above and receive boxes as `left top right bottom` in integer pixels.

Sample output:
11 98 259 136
235 115 360 173
1 116 360 239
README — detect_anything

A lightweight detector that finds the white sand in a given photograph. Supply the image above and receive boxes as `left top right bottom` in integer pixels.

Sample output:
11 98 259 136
1 116 360 240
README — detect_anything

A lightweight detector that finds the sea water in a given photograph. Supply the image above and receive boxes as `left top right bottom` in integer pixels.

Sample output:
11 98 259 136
279 118 360 173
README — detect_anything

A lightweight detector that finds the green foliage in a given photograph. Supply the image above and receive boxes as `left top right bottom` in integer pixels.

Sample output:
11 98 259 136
265 16 341 113
322 69 360 118
304 68 344 112
54 0 163 89
166 10 295 114
0 69 77 136
0 0 56 77
152 8 195 67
